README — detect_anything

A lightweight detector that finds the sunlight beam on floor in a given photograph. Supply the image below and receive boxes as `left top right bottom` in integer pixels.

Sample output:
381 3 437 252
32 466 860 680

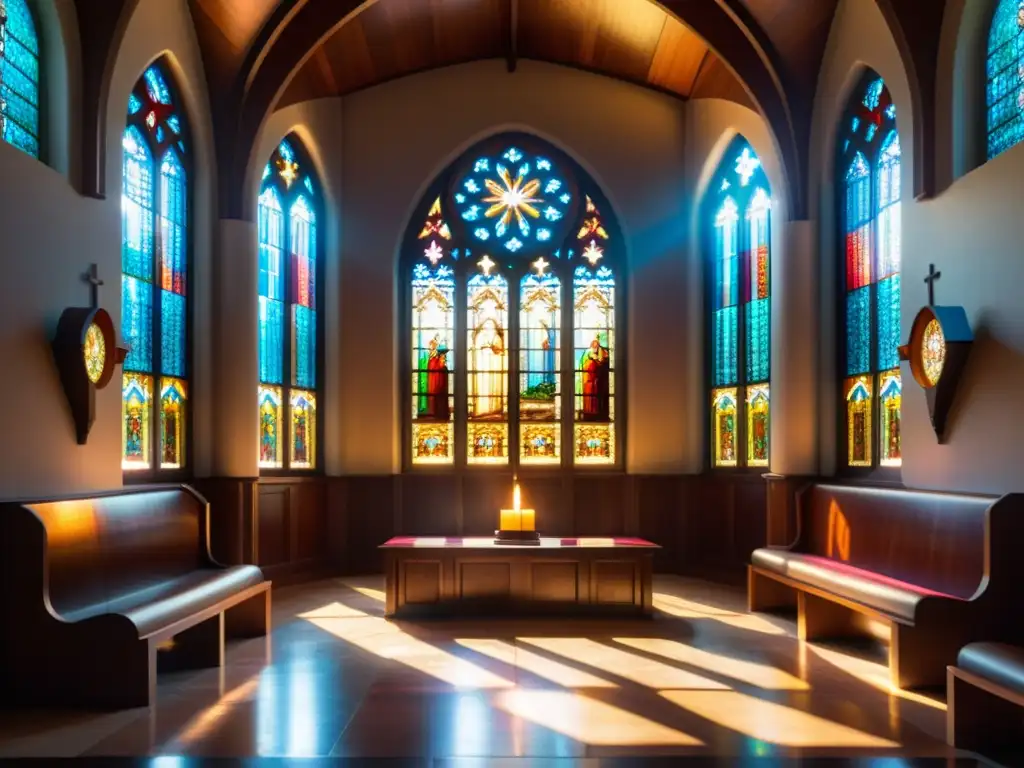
653 593 788 636
518 638 729 690
497 689 704 746
614 637 809 691
455 638 618 688
806 644 946 711
660 690 900 747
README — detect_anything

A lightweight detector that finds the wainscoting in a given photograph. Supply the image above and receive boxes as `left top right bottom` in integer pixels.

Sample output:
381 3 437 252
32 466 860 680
195 472 797 585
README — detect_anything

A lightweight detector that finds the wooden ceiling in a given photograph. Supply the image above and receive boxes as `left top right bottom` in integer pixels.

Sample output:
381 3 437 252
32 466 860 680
275 0 753 107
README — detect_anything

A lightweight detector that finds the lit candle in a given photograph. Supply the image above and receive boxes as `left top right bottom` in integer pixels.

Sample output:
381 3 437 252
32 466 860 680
498 482 536 532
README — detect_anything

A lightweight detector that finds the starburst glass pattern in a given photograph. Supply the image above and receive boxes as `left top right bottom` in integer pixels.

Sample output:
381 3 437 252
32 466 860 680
454 146 573 254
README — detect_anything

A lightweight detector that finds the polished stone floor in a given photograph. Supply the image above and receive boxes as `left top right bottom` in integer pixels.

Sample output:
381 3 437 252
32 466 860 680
0 576 1014 763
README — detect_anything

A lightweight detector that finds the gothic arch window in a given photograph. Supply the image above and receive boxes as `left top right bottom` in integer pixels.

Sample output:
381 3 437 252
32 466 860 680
706 136 771 469
837 72 902 471
121 62 190 473
258 137 321 472
0 0 40 156
986 0 1024 158
405 135 622 469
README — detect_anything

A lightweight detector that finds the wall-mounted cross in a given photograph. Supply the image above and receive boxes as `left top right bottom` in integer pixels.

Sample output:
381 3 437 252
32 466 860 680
924 263 941 305
84 263 103 308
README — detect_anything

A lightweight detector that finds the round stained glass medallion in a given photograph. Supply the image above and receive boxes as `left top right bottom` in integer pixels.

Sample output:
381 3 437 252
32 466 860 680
452 146 573 255
921 317 946 386
84 322 106 384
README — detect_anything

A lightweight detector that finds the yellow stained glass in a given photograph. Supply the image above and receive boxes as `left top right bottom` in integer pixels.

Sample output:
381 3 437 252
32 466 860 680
290 389 316 469
574 423 614 464
521 423 559 464
879 371 901 467
122 373 152 471
258 385 283 469
468 422 508 464
712 387 738 467
845 376 872 467
160 378 186 469
413 422 454 464
84 323 105 384
746 385 769 467
922 318 945 386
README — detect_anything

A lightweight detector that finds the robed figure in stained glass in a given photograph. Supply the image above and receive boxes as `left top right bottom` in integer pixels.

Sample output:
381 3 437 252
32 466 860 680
470 320 505 417
578 336 610 421
419 335 450 420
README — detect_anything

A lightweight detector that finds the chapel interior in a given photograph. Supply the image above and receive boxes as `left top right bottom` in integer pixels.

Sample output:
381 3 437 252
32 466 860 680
2 0 1024 764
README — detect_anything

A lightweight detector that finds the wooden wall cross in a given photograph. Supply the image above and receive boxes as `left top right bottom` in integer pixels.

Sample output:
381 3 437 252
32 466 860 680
924 263 941 306
84 263 103 309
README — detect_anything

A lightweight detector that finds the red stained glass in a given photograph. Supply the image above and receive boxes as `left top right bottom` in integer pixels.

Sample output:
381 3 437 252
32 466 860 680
292 252 311 308
755 246 768 299
845 227 871 289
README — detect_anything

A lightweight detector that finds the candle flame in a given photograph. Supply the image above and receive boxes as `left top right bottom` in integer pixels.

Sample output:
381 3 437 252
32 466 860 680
513 483 521 512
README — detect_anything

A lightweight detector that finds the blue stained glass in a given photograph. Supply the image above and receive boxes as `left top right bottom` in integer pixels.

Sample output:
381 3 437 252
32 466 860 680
865 124 877 142
160 290 185 376
293 305 316 389
304 176 313 194
863 78 884 109
1 0 40 157
745 298 770 383
122 126 154 280
885 104 896 119
852 117 860 133
143 66 171 105
128 93 143 115
876 275 901 371
122 276 153 372
845 287 871 375
167 114 181 134
279 140 295 163
259 297 284 384
713 307 738 387
987 0 1024 158
258 188 284 300
537 229 551 241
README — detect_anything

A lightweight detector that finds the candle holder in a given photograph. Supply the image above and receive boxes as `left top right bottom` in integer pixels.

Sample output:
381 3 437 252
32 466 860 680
495 483 541 545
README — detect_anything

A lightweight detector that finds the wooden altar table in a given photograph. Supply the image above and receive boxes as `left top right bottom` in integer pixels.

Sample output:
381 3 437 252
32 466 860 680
380 536 659 618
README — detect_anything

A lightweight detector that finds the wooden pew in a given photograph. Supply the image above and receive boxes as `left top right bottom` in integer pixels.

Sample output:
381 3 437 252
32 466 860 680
947 643 1024 752
747 484 1024 689
0 485 271 709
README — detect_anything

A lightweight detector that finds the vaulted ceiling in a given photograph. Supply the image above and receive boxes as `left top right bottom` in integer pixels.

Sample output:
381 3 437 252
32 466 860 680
73 0 947 220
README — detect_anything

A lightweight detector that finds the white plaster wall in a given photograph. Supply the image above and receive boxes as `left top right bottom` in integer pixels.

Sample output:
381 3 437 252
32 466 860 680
336 60 690 475
0 0 215 497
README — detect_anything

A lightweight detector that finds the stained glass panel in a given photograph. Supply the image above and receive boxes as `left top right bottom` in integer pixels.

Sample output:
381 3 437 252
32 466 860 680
877 275 901 372
845 287 870 376
746 385 770 467
520 270 560 463
987 0 1024 158
290 389 316 469
845 376 872 467
258 385 283 469
122 126 154 281
468 423 508 464
0 0 39 157
259 187 285 385
573 265 614 464
922 318 946 385
160 289 185 377
122 276 152 372
879 372 901 467
745 300 770 384
712 388 738 467
574 423 614 464
521 423 559 465
160 377 186 469
292 305 315 390
466 270 508 464
713 307 738 387
412 263 455 465
845 153 871 290
122 373 153 471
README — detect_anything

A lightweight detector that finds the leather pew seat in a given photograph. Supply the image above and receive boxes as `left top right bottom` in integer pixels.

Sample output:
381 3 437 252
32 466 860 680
751 549 961 622
958 643 1024 696
57 564 265 638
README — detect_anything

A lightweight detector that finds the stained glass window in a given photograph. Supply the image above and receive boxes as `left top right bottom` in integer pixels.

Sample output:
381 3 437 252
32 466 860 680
258 137 321 471
406 137 620 469
986 0 1024 158
0 0 39 157
707 137 771 468
838 72 902 470
121 62 189 473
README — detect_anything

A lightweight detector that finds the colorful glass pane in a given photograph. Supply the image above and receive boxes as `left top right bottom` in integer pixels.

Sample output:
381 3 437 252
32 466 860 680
521 423 559 465
122 373 152 471
84 323 105 384
712 388 738 467
746 385 769 467
922 318 946 386
290 195 316 390
845 153 871 290
122 275 152 372
160 377 186 469
845 287 871 375
0 0 39 157
573 265 614 464
122 126 154 281
412 423 454 464
468 423 508 464
453 146 572 255
290 389 316 469
845 376 872 467
879 371 901 467
520 270 560 463
987 0 1024 158
412 263 455 464
466 270 509 465
876 275 901 372
574 423 614 464
258 187 285 385
258 385 283 469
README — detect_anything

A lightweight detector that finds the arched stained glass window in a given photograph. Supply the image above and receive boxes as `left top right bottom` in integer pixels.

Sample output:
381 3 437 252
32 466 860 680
121 62 190 473
987 0 1024 158
707 137 771 469
258 137 320 471
838 72 902 470
0 0 40 156
406 136 621 469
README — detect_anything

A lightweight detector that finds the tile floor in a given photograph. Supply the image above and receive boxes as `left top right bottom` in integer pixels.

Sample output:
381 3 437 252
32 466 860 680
0 576 1015 765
